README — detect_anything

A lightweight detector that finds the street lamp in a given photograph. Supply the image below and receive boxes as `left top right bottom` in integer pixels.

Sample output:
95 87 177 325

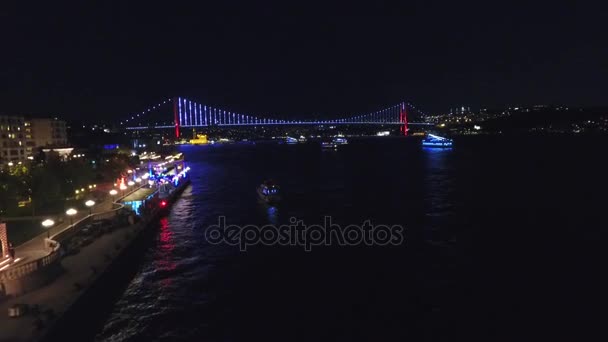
85 200 95 215
66 208 77 226
119 183 127 196
127 181 135 186
41 219 55 239
109 189 118 202
135 177 142 183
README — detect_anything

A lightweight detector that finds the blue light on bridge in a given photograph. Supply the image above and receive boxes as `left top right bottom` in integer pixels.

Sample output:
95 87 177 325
123 98 434 129
178 97 183 127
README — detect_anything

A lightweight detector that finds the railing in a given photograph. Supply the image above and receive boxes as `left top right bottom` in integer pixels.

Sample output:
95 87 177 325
49 185 146 242
91 202 124 221
0 244 61 281
0 184 150 282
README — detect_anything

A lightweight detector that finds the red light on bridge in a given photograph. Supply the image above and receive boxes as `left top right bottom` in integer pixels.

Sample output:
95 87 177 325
160 200 167 208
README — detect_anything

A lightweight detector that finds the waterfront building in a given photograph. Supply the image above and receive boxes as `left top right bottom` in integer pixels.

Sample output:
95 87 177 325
1 116 70 166
0 115 30 165
29 118 68 147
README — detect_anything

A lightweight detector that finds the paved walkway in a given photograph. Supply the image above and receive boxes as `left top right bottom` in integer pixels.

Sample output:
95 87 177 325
0 219 144 341
0 184 148 274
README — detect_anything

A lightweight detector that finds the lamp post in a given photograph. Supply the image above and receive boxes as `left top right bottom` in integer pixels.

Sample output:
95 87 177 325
127 181 135 187
85 200 95 216
119 184 127 196
41 219 55 239
109 189 118 202
66 208 77 226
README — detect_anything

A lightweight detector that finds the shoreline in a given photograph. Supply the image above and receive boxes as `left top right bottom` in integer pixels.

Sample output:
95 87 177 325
0 179 190 342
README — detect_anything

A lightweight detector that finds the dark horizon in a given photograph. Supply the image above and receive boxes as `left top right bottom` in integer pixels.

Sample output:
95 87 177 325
1 1 607 121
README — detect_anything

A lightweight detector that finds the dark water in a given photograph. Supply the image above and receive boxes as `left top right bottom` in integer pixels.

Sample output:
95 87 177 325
96 136 606 341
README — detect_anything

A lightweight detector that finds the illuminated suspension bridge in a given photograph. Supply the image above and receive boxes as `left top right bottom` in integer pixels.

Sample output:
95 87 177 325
121 97 433 137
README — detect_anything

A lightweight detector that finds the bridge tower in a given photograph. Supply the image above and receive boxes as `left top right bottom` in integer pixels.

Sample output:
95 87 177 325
400 102 409 136
173 97 180 138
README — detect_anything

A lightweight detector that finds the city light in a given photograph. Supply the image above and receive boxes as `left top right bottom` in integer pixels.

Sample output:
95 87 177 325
85 200 95 215
41 219 55 238
109 189 118 196
66 208 78 226
127 181 135 186
119 184 127 190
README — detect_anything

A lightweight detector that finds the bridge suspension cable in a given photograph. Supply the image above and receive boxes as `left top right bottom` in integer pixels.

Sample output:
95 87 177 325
122 97 430 137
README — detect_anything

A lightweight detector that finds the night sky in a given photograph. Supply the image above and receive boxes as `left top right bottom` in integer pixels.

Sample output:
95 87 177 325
1 1 606 121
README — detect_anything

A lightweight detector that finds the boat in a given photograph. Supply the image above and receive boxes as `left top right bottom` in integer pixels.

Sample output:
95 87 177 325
332 136 348 145
257 180 281 204
422 134 453 148
321 141 338 150
285 136 298 144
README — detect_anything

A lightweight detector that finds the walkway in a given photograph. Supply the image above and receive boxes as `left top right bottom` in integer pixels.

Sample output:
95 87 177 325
0 184 148 274
0 218 144 341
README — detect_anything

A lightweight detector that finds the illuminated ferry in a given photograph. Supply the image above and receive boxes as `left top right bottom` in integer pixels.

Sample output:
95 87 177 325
257 180 281 204
422 134 453 148
285 136 298 144
332 136 348 145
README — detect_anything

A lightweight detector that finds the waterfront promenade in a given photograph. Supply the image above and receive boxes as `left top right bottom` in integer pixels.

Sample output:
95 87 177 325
0 186 156 342
0 213 146 341
1 185 144 268
0 186 155 342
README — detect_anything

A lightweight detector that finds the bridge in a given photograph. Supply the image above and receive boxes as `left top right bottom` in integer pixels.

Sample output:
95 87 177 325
121 97 434 138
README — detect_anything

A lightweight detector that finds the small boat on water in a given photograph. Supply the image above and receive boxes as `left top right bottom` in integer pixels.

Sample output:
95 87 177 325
321 141 338 150
322 136 348 150
257 180 281 204
332 137 348 145
285 136 298 144
422 134 453 148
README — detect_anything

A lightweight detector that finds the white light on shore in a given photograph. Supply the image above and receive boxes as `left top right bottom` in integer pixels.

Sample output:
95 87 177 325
42 219 55 228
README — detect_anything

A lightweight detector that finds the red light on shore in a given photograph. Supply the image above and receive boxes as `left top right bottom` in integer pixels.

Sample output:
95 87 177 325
160 200 167 208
